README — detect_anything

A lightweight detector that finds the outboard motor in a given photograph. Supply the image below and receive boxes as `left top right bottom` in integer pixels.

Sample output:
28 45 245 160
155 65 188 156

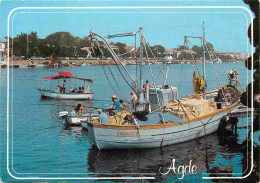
59 111 69 119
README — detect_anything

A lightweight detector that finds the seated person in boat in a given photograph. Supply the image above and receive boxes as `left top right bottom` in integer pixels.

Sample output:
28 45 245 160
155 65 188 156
78 87 83 93
119 99 128 110
97 109 109 124
69 86 75 93
61 86 66 93
82 87 87 93
55 86 60 93
70 104 83 116
106 95 120 114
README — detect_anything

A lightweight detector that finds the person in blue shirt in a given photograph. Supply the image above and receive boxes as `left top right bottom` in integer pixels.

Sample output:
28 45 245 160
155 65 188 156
106 95 120 114
98 109 109 124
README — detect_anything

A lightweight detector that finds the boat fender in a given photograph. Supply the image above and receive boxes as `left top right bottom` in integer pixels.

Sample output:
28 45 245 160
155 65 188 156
193 71 198 93
59 111 69 118
198 76 205 91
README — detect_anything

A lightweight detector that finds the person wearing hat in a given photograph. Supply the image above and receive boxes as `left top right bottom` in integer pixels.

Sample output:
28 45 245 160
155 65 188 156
98 109 109 124
106 95 120 113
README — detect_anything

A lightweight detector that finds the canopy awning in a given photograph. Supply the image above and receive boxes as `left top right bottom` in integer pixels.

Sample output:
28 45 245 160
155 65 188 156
43 76 60 79
58 71 73 77
42 72 93 82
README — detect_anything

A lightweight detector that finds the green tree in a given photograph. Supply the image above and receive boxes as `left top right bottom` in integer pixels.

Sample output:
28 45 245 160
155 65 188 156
13 32 28 57
28 31 40 56
115 42 127 55
44 32 77 57
152 45 165 58
177 45 189 51
206 42 214 51
191 42 215 60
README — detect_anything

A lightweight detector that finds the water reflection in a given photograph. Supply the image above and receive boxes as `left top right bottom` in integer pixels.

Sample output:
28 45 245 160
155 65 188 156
87 133 221 180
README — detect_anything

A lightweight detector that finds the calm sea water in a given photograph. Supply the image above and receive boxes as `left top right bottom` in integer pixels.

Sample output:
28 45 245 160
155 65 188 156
0 63 252 182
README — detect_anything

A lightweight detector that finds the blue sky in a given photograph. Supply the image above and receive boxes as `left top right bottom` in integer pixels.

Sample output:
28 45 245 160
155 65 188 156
0 0 253 52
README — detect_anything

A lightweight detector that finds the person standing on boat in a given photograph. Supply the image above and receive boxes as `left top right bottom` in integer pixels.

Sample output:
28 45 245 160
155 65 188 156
97 109 109 124
106 95 120 114
129 91 138 103
61 79 66 93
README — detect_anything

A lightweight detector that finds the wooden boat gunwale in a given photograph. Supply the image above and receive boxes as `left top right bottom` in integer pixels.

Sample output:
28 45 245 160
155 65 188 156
87 100 240 130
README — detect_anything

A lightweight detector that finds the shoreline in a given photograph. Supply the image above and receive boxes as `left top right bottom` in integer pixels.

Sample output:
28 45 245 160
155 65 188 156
1 59 244 68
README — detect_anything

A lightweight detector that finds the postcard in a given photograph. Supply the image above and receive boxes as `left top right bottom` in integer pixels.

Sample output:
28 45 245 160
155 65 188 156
0 0 259 182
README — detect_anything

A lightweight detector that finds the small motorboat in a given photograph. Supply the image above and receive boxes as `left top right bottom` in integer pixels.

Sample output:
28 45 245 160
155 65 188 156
59 111 98 127
38 71 94 100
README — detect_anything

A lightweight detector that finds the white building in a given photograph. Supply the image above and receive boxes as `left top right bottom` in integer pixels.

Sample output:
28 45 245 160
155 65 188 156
0 40 7 66
0 40 6 60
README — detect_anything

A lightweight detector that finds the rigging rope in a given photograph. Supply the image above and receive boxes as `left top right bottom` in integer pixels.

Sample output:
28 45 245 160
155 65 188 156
205 43 228 105
178 63 184 94
186 39 201 76
205 41 230 83
101 63 125 100
107 65 122 92
143 38 191 120
144 42 165 119
90 33 137 92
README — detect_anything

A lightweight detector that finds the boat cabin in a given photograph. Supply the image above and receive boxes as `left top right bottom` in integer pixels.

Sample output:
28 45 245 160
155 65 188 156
149 85 178 111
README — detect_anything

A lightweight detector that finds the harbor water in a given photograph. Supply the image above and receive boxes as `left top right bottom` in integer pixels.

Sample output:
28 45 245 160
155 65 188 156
0 63 253 182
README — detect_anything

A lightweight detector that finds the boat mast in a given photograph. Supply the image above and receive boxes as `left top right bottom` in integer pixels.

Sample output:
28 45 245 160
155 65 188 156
138 27 145 105
202 22 206 98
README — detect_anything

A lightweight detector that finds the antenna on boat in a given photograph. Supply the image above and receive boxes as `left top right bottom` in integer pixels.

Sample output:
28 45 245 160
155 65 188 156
202 21 207 98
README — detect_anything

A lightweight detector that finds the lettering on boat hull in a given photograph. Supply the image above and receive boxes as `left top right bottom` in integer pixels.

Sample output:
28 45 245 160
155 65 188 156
117 131 137 137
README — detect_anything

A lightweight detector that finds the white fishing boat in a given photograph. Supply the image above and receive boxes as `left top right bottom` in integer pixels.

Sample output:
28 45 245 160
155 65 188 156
38 71 94 100
87 100 239 149
85 24 242 149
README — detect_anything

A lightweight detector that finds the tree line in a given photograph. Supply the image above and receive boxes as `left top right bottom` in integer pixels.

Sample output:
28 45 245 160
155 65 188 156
5 31 224 60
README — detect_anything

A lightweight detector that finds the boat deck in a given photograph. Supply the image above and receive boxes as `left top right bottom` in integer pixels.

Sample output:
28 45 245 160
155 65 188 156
164 93 217 121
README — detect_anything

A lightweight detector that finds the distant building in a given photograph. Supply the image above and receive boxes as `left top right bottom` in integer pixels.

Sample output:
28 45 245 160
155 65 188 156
164 49 178 60
0 40 6 60
239 52 249 60
125 46 135 51
0 40 7 66
110 45 119 52
212 51 247 61
80 47 92 57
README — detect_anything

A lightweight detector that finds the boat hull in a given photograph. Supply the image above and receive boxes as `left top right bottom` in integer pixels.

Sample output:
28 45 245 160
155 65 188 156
81 121 88 129
39 90 93 100
62 115 89 126
87 102 239 149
